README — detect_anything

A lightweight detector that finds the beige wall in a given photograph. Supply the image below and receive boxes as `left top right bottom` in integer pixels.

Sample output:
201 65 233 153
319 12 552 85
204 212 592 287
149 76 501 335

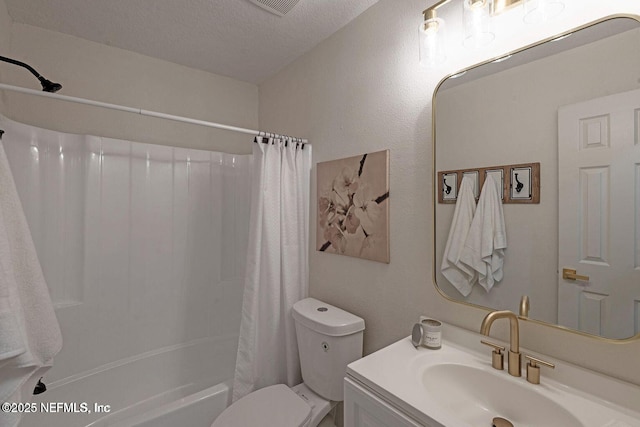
0 20 258 154
261 0 434 357
260 0 640 386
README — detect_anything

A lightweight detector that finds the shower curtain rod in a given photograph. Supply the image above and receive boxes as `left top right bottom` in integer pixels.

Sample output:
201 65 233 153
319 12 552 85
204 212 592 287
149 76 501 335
0 83 309 144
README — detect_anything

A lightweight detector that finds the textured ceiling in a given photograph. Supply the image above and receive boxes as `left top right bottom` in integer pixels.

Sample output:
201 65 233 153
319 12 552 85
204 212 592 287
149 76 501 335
4 0 379 84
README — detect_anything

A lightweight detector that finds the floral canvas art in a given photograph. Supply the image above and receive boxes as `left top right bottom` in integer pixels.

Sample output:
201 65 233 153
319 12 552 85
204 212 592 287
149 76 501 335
317 150 390 263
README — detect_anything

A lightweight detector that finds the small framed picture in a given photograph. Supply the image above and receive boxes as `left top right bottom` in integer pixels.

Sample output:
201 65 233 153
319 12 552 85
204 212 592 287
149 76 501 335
442 173 458 201
510 166 532 200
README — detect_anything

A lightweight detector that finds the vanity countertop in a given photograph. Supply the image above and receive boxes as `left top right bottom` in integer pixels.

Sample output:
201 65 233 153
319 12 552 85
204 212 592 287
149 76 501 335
346 322 640 427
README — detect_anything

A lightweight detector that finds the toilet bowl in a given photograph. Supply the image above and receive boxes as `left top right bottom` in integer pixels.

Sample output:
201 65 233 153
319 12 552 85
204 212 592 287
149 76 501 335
212 383 331 427
212 298 365 427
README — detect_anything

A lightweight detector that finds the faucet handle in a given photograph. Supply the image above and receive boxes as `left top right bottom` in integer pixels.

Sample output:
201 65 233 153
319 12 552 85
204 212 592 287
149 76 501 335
524 354 555 384
481 340 505 370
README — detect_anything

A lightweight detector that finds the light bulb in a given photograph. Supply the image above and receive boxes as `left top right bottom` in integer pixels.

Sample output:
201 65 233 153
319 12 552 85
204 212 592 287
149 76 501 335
419 17 446 67
463 0 494 49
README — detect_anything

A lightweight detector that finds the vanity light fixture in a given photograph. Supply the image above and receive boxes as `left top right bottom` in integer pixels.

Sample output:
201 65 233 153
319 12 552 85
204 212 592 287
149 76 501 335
463 0 494 49
420 0 503 67
492 0 523 15
419 4 448 66
419 0 564 67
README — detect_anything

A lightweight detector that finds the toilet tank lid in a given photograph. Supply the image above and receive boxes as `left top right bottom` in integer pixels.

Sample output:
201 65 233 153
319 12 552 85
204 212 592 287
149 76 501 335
292 298 365 336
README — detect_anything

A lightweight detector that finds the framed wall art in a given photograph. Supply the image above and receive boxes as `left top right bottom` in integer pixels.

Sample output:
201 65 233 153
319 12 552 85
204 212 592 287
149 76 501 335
317 149 390 263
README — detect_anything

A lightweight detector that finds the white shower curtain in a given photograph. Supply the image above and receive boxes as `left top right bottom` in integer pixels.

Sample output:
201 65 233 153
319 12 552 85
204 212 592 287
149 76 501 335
0 123 63 427
232 136 311 402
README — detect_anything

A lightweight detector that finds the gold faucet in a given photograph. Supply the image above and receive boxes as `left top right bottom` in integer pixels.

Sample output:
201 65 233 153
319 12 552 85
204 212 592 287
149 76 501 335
480 310 521 377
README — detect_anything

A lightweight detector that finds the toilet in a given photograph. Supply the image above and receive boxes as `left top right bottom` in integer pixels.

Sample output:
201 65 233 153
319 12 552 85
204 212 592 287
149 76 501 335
212 297 365 427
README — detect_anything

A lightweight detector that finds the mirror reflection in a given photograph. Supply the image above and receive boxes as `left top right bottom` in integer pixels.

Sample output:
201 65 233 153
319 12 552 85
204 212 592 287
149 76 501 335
434 17 640 340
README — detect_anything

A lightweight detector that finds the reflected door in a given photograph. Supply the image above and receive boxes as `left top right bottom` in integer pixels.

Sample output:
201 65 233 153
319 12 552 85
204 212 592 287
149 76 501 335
558 88 640 339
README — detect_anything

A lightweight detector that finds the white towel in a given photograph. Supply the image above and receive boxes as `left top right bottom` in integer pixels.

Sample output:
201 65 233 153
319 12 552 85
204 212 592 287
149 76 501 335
459 175 507 293
0 139 62 426
441 175 477 297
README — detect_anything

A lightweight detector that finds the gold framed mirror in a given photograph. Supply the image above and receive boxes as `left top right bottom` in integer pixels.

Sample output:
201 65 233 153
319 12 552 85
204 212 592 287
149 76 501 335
433 15 640 341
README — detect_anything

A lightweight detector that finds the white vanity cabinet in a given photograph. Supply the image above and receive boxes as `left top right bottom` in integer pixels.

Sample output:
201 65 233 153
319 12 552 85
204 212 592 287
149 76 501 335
344 378 429 427
344 327 640 427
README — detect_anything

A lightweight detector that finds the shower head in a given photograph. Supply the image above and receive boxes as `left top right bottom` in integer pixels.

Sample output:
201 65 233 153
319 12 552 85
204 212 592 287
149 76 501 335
38 77 62 93
0 55 62 93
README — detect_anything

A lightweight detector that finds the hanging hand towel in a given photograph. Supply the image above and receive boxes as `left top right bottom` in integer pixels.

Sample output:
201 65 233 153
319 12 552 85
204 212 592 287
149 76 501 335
459 175 507 293
0 138 62 427
440 175 477 297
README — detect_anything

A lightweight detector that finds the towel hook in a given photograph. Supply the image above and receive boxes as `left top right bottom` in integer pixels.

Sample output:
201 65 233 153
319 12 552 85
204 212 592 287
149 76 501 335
443 177 453 195
514 173 524 193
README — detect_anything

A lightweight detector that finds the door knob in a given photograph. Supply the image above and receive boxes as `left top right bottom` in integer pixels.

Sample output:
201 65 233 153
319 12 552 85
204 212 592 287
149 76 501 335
562 268 589 281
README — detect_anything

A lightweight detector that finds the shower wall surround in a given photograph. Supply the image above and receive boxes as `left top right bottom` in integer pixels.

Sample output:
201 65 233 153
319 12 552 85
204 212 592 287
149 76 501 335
2 116 251 392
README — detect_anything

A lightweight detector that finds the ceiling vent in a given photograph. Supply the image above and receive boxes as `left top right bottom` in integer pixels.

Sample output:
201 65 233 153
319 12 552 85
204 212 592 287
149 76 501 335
248 0 301 17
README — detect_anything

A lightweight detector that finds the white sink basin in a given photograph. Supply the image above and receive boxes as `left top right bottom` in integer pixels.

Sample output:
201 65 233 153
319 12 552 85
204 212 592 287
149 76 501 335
422 363 582 427
346 322 640 427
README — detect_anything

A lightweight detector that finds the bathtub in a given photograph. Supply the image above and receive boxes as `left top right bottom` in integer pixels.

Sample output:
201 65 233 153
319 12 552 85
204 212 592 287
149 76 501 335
20 336 236 427
95 380 231 427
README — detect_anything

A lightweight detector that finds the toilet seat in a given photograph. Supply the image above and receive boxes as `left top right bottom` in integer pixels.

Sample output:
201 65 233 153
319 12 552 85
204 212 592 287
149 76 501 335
212 384 311 427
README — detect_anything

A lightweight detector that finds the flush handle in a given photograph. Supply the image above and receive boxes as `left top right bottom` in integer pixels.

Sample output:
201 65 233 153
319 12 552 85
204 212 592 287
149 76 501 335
562 268 589 282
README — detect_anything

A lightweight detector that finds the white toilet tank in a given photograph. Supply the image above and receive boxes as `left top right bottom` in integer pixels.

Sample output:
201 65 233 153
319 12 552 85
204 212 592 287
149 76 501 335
292 298 365 402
